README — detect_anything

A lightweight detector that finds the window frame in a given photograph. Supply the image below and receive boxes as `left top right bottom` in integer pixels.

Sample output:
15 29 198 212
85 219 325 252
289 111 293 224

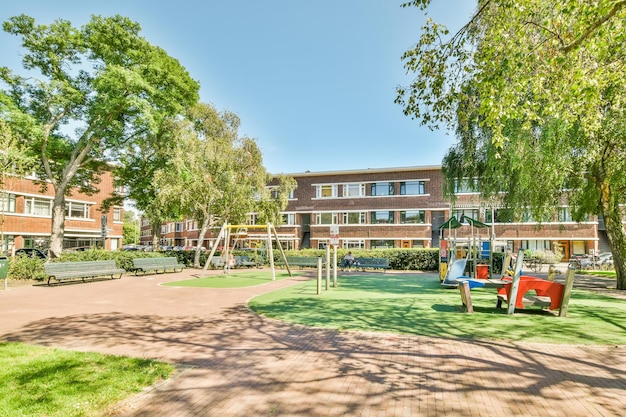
400 210 426 224
343 183 366 197
371 182 394 197
343 211 366 225
316 184 338 199
371 210 394 224
400 181 425 195
25 197 53 217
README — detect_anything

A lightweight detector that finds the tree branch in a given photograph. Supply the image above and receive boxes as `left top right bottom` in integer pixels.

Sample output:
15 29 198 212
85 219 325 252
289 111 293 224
562 0 626 53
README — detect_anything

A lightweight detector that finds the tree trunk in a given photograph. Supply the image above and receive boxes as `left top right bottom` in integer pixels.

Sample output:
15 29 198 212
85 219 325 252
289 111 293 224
599 183 626 290
49 191 66 258
194 217 210 268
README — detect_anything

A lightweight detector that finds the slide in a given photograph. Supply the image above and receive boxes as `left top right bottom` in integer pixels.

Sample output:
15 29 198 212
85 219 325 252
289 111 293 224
441 256 468 288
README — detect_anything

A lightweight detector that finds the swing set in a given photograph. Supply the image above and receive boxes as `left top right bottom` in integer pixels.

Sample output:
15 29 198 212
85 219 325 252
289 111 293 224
203 223 291 280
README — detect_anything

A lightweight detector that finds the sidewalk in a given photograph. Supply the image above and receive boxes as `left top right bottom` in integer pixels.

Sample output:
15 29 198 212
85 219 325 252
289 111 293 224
1 268 624 416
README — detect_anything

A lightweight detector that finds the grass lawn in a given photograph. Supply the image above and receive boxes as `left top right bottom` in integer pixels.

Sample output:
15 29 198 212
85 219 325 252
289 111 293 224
162 270 300 288
248 273 626 345
0 342 174 417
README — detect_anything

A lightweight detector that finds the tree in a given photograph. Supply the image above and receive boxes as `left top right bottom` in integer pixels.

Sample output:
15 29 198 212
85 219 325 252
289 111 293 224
397 1 626 290
153 103 272 268
110 117 183 251
0 14 199 257
122 210 140 245
0 119 36 253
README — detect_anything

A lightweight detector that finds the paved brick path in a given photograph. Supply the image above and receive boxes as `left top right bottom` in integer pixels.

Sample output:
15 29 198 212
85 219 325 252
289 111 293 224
1 269 624 416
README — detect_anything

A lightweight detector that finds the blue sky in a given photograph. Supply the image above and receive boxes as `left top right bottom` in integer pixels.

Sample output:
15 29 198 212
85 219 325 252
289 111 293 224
1 1 476 174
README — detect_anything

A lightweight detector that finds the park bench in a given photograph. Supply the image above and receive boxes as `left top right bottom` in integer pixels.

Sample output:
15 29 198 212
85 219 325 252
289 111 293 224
132 257 185 276
44 260 124 285
354 257 390 272
235 255 258 268
280 256 325 268
208 257 226 268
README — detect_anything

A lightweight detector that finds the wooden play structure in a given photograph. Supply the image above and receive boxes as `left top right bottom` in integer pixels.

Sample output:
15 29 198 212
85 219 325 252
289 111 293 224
203 223 291 280
457 249 575 316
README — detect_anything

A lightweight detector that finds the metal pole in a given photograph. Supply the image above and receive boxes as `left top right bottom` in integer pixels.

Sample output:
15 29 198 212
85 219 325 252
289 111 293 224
325 245 330 290
317 257 322 295
333 245 338 287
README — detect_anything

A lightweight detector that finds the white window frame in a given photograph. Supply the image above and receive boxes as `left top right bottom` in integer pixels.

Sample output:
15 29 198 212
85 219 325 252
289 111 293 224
113 207 122 222
342 239 365 249
343 183 365 197
343 211 366 224
0 193 16 213
316 212 338 225
25 197 52 217
282 213 296 225
316 184 338 198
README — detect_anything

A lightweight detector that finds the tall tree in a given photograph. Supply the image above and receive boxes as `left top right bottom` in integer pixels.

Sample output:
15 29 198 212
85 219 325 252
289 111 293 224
0 14 199 257
0 119 36 253
153 103 271 268
397 1 626 290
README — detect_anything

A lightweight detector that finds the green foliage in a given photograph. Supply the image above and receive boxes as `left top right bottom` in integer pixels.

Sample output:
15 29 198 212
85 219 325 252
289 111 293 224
398 1 626 290
0 342 174 417
277 248 439 271
1 14 199 256
7 255 46 280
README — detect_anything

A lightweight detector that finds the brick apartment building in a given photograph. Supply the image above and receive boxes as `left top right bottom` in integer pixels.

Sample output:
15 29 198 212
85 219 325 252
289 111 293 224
148 165 603 260
1 171 124 253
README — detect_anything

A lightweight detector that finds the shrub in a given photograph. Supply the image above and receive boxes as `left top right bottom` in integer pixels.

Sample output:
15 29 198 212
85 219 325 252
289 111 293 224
8 256 47 281
273 248 440 271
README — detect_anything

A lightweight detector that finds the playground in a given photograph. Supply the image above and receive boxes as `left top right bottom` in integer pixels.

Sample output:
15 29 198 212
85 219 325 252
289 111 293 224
0 267 624 416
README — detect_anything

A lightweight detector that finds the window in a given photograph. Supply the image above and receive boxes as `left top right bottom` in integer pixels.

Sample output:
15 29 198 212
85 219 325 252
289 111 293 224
558 207 573 222
371 210 394 224
282 213 296 225
343 183 365 197
113 207 122 222
0 193 16 213
342 239 365 249
65 202 89 219
492 208 514 223
316 212 338 224
316 185 337 198
400 181 425 195
247 214 258 225
371 182 394 196
268 186 295 200
176 222 183 232
454 178 479 193
371 240 394 249
453 209 479 221
25 197 52 216
400 210 425 224
343 212 365 224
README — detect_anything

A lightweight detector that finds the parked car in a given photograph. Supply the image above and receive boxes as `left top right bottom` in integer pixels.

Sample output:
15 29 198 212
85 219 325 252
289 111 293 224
14 248 47 259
